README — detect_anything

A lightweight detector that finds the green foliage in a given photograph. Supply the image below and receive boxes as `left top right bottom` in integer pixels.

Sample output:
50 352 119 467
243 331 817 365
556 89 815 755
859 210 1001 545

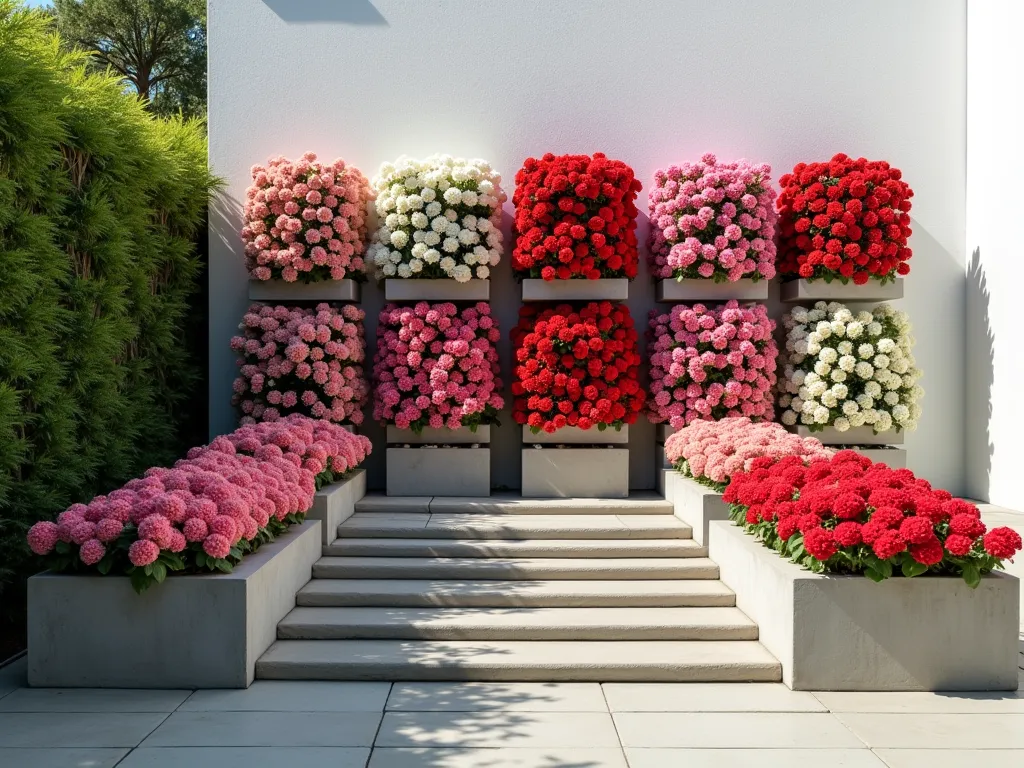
0 0 215 604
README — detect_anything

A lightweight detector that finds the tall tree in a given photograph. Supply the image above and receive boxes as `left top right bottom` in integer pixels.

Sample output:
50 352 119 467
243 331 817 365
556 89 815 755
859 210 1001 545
52 0 206 118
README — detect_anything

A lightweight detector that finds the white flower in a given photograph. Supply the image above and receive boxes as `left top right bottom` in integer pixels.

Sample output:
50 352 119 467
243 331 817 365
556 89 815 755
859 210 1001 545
808 381 828 398
855 362 874 379
382 262 397 276
452 264 472 282
867 322 883 336
443 187 463 205
848 411 866 427
410 211 429 229
830 369 847 383
856 394 874 410
423 248 440 264
409 258 423 273
893 404 910 422
877 338 896 353
830 320 846 337
819 347 838 364
833 417 850 432
813 405 830 423
831 383 849 400
842 400 858 415
837 341 854 355
813 360 831 377
781 410 798 426
845 321 863 339
442 237 459 253
411 242 428 258
873 354 891 370
390 230 409 249
425 201 442 217
864 381 882 398
439 256 456 272
838 355 856 372
884 391 900 406
397 263 412 278
476 265 490 279
821 392 838 408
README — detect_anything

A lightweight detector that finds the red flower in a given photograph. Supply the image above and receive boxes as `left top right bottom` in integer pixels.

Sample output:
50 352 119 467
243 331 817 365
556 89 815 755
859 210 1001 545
803 526 837 561
909 537 943 566
871 530 907 560
943 533 975 557
833 521 863 547
983 527 1023 559
899 515 936 544
949 513 986 539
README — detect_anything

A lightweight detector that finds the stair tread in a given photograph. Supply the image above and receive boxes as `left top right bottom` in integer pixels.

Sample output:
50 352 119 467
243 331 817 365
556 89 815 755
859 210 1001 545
324 538 706 558
356 492 673 516
338 513 692 540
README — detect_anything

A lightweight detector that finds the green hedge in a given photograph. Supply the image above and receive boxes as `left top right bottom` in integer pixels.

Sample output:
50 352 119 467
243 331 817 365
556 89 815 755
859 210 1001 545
0 1 215 604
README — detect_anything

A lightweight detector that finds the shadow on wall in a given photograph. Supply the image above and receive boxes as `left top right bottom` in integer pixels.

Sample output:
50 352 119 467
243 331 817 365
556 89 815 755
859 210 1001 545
262 0 388 25
965 247 994 501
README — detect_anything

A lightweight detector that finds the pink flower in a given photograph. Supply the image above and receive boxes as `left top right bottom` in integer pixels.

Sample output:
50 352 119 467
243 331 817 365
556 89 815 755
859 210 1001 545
27 521 59 555
128 539 160 567
79 539 106 566
203 533 231 560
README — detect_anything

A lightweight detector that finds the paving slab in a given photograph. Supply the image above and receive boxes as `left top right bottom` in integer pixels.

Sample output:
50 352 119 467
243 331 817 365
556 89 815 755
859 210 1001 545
814 689 1024 713
180 681 390 711
0 656 26 701
874 749 1024 768
0 712 168 748
118 747 371 768
139 711 382 747
625 748 884 768
834 712 1024 749
324 537 706 558
0 688 191 712
355 496 432 513
612 712 865 748
427 494 670 515
374 711 621 748
603 682 825 712
386 682 608 712
0 747 129 768
369 747 628 767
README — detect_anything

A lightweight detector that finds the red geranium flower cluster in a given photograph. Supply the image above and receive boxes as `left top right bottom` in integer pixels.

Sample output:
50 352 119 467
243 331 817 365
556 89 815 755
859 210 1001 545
512 153 642 280
724 451 1021 586
512 302 646 432
777 154 914 284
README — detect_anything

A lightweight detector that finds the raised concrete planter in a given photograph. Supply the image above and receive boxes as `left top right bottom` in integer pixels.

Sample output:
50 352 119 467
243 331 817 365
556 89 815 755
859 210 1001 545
851 447 907 468
307 470 366 545
656 424 678 443
387 447 490 497
669 474 728 547
384 279 489 301
27 520 321 689
656 278 768 302
522 425 628 445
248 279 360 303
709 520 1021 691
521 447 629 498
521 278 628 302
781 277 903 303
656 445 671 470
387 425 491 444
793 425 904 446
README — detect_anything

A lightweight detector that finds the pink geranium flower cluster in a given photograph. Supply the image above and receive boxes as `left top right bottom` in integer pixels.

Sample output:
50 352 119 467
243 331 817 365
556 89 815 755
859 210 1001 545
231 302 368 426
649 154 777 282
665 417 834 488
242 151 372 282
373 301 504 432
26 415 372 593
648 300 778 427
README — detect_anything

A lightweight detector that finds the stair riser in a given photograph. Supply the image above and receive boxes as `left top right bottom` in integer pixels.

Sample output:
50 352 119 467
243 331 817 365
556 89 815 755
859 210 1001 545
296 594 737 608
324 542 707 558
336 528 691 540
355 505 674 516
311 564 720 580
277 625 758 641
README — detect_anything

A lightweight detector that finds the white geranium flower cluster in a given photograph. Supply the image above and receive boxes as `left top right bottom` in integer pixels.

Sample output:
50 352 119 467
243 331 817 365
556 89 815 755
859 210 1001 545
779 301 923 434
368 154 506 282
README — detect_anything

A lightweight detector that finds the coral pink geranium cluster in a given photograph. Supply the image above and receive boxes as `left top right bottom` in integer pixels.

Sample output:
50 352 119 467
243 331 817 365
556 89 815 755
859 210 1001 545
373 301 504 433
242 152 372 282
26 416 372 592
648 154 777 282
648 300 778 427
665 417 833 489
231 302 368 426
725 450 1022 586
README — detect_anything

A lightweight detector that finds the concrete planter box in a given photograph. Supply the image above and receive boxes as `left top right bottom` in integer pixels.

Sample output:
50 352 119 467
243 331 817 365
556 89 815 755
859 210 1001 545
709 520 1020 691
656 445 671 470
656 424 678 443
248 279 360 303
794 425 904 446
853 447 907 467
668 474 728 547
522 425 628 445
387 425 491 444
384 279 489 301
521 447 628 498
27 520 321 689
307 470 366 546
781 277 903 303
656 278 768 302
521 278 628 302
387 447 490 496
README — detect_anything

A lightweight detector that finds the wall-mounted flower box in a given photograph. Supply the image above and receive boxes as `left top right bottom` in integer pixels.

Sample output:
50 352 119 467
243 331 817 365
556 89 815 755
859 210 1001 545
793 425 904 446
781 278 903 303
521 446 629 498
247 278 361 303
656 278 768 302
387 425 491 445
384 279 490 301
521 425 628 445
521 278 628 302
387 447 490 497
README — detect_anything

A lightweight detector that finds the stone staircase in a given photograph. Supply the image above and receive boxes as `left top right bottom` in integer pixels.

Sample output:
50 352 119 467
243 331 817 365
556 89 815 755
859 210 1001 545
255 494 781 681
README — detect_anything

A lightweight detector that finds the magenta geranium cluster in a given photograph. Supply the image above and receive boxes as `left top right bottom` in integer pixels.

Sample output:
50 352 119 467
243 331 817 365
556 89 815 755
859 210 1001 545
648 300 778 427
241 151 373 282
648 153 777 282
231 302 368 426
373 301 504 433
26 416 372 592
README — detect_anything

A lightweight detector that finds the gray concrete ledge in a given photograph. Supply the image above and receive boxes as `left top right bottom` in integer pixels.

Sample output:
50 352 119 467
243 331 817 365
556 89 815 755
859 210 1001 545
851 447 907 468
781 277 904 303
656 278 768 302
657 424 678 443
27 520 321 689
522 425 628 445
666 474 728 547
386 448 490 497
794 425 904 446
521 448 629 498
384 279 489 301
248 279 360 302
521 278 628 302
708 520 1021 691
308 470 366 545
387 426 490 444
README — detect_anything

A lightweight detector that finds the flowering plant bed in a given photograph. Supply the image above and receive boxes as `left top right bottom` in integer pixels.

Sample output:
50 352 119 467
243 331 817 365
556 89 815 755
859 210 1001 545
512 301 645 433
231 302 368 426
373 301 504 433
780 301 922 435
777 153 914 284
648 154 777 283
26 416 372 593
368 154 505 281
724 451 1022 586
512 152 642 280
648 301 778 428
242 152 372 282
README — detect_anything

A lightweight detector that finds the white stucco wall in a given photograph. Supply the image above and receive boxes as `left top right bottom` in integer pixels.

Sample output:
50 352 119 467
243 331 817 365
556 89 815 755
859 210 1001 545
965 0 1022 506
208 0 967 493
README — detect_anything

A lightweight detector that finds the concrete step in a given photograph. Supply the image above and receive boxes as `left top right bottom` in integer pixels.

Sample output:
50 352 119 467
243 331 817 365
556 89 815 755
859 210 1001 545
355 493 673 516
296 578 736 608
256 639 782 682
324 538 707 559
337 514 692 540
312 556 720 581
277 606 759 641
